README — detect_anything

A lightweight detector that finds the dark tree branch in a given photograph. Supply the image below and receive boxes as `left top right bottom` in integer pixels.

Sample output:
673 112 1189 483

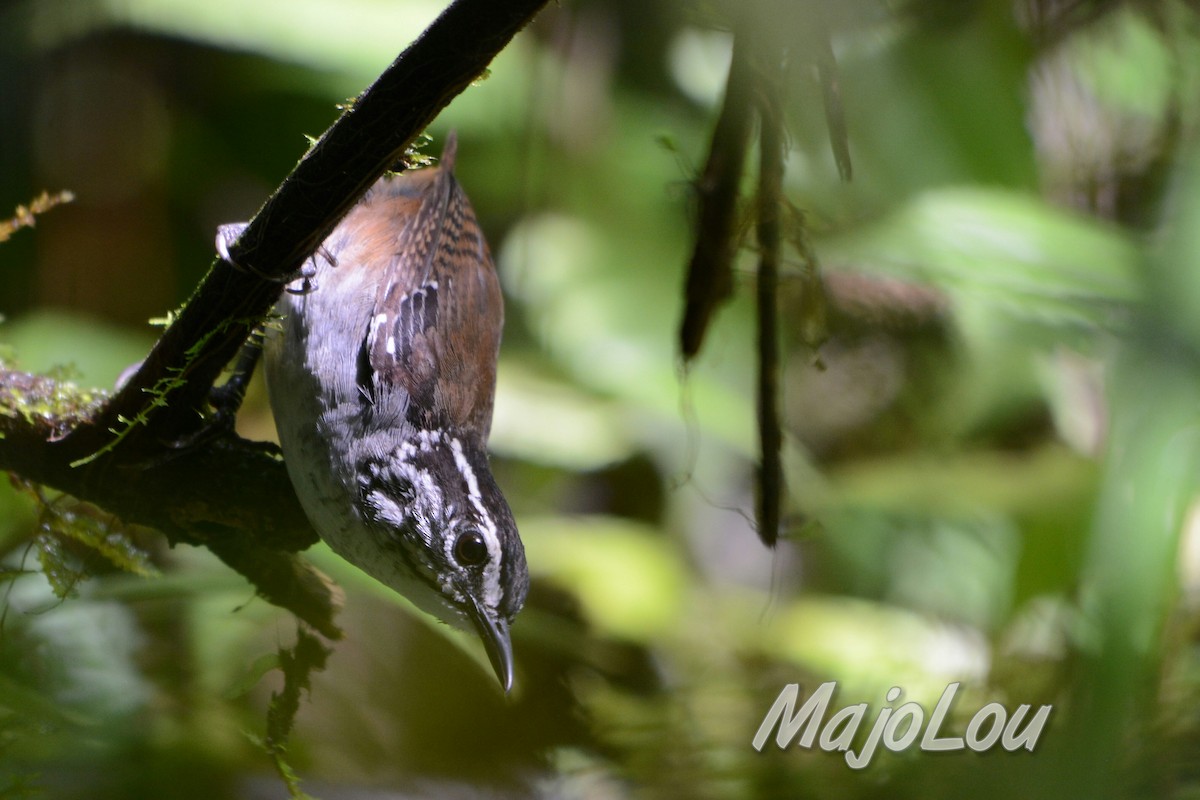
0 0 551 636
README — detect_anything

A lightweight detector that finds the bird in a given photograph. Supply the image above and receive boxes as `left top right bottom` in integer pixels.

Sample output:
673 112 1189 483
242 133 527 691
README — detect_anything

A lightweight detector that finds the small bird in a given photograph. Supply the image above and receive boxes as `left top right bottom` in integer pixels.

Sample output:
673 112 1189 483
246 134 528 690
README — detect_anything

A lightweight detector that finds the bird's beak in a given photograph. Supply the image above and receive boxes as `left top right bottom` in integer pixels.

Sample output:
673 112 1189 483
468 599 514 693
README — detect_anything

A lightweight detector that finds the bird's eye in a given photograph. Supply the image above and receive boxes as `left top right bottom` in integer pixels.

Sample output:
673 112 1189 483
453 530 488 567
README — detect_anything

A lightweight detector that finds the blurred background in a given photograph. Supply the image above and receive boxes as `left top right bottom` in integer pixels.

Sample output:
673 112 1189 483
4 0 1200 797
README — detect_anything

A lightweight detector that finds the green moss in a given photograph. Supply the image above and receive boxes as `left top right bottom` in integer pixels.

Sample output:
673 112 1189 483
0 375 107 437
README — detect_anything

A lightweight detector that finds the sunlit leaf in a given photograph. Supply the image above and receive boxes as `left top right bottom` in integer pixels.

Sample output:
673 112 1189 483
823 187 1141 333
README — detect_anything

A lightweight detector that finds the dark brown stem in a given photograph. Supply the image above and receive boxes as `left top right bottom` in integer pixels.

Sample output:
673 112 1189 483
755 49 786 548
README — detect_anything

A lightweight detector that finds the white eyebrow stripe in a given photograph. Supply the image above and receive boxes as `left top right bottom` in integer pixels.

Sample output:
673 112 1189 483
454 438 481 502
450 436 501 609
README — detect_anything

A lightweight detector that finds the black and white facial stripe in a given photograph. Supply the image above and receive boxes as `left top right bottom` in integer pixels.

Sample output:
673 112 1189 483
358 430 504 616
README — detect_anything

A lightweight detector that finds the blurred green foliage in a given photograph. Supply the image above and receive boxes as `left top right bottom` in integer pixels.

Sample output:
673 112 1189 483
4 0 1200 798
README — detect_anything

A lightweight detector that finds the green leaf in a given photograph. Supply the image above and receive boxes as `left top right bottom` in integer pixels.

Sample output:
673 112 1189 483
823 187 1141 332
34 533 80 600
37 496 158 581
